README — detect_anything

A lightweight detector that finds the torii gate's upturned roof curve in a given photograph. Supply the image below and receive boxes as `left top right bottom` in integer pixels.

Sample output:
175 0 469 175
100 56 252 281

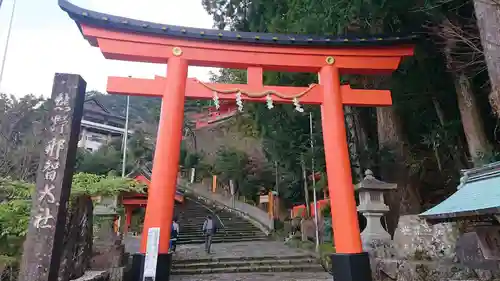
58 0 418 48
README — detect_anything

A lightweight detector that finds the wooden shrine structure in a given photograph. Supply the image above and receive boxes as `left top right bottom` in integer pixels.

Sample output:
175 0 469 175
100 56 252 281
122 167 185 234
59 0 416 279
188 102 238 129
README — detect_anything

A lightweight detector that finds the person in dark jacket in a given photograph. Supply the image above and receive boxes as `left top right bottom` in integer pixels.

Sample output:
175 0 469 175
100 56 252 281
202 215 216 253
170 216 179 252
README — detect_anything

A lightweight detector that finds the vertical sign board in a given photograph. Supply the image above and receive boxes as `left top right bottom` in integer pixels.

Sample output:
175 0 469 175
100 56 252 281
18 74 86 281
190 167 195 183
143 227 161 280
230 180 235 208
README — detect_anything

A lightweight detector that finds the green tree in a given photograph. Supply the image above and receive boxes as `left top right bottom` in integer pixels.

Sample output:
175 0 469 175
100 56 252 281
75 146 122 175
0 94 47 181
213 148 251 196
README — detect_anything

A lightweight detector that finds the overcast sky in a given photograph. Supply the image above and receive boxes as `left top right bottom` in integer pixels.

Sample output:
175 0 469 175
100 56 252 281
0 0 215 98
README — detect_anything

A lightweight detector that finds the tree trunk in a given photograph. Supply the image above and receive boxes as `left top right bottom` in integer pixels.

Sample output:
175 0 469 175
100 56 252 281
377 107 421 236
344 106 363 182
454 73 492 165
472 0 500 116
432 97 469 170
444 44 492 166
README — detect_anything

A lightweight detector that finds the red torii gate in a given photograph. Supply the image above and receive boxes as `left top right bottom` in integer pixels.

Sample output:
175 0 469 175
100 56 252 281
59 0 415 280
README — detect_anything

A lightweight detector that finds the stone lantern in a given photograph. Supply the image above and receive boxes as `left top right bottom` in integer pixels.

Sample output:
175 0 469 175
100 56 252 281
355 169 397 244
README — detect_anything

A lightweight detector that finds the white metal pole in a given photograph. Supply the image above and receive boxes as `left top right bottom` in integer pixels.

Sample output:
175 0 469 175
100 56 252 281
310 112 320 253
118 95 130 235
0 0 17 88
121 95 130 178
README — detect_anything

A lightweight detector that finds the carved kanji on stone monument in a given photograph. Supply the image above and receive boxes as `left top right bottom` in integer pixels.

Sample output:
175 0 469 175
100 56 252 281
18 73 86 281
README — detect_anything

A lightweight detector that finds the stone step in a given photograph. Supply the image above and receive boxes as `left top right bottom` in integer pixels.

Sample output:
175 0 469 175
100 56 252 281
180 221 251 225
181 224 257 228
180 230 264 234
172 257 317 269
179 230 260 235
173 254 312 264
171 263 325 275
177 235 267 242
179 230 265 234
180 224 259 231
182 220 254 225
177 236 269 244
180 232 264 236
177 213 249 220
179 220 255 224
182 219 253 223
178 215 243 218
179 223 258 231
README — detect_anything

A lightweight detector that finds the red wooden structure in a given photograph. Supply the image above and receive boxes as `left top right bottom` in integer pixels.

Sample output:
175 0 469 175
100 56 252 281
122 173 185 234
188 102 238 129
292 199 330 218
60 0 415 279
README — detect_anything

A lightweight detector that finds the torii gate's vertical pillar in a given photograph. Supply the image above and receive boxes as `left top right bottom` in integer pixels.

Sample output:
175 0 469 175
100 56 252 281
320 65 372 281
136 57 188 280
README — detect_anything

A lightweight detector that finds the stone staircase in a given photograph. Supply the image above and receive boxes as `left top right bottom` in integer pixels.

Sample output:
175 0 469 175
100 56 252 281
170 195 328 277
170 241 327 276
171 254 323 275
174 196 269 245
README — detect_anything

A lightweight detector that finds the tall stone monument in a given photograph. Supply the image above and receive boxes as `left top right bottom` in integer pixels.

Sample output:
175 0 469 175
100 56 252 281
18 74 86 281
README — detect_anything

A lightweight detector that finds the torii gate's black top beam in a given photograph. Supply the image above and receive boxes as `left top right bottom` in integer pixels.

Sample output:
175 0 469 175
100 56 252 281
58 0 419 47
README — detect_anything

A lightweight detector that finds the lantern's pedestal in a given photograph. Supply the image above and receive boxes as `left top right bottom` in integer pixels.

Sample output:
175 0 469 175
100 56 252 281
130 253 172 281
361 212 391 243
331 252 373 281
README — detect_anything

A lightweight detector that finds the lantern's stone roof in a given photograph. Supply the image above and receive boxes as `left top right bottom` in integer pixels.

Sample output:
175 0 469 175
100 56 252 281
355 170 397 191
420 161 500 221
58 0 419 47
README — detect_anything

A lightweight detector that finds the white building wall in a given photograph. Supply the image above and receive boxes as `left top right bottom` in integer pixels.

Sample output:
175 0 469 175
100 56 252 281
78 126 114 153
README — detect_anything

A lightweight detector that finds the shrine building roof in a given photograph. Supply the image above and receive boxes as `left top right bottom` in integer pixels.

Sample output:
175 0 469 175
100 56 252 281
59 0 418 47
420 161 500 222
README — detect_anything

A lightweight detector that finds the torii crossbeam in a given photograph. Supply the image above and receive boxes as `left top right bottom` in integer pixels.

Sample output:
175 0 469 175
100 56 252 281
106 75 393 106
59 0 416 279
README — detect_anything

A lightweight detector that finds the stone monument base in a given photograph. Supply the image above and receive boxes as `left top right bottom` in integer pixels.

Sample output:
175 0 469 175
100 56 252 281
129 253 172 281
332 252 373 281
71 271 109 281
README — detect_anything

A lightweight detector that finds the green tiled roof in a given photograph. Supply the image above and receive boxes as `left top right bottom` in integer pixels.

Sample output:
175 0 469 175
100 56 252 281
420 162 500 221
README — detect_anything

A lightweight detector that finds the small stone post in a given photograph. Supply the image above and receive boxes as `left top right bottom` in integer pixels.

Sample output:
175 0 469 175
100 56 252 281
355 169 397 246
18 74 86 281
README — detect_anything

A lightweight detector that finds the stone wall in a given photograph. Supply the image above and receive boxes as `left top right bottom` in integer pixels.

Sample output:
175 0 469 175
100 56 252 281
370 215 500 281
90 217 127 281
59 195 94 281
71 271 109 281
